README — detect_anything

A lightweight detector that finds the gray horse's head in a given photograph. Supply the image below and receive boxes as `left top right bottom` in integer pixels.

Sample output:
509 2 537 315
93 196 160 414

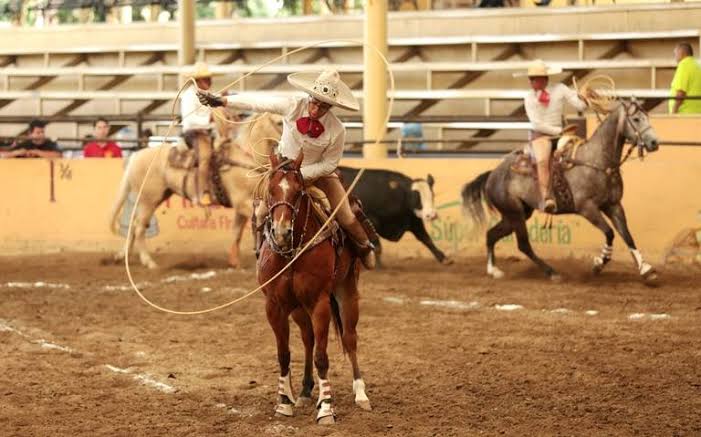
620 99 659 152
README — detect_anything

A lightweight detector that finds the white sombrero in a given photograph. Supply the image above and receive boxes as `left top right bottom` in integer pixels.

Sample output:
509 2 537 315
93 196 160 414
287 68 359 112
189 61 214 79
513 60 563 78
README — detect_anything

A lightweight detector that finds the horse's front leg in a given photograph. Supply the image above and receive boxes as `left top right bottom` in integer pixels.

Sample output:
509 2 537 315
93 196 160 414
310 295 335 425
604 203 656 280
291 308 315 408
579 204 615 274
265 298 296 417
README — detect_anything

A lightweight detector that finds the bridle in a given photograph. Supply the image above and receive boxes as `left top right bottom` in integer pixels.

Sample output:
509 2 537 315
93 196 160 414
561 99 654 174
265 163 312 258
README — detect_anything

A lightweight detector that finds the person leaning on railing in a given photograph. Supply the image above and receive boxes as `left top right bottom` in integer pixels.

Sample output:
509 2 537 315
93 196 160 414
669 43 701 114
83 117 123 158
0 119 61 159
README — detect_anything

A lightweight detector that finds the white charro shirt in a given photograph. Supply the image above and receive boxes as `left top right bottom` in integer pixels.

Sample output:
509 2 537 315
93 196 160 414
224 94 345 181
181 85 212 131
525 83 587 137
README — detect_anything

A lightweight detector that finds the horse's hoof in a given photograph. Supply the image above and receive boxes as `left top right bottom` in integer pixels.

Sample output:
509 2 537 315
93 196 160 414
488 268 505 279
317 415 336 425
549 274 563 283
295 397 312 408
441 257 454 266
355 399 372 411
274 403 294 417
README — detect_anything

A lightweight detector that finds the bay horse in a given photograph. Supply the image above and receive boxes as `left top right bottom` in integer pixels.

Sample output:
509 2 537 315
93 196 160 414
462 99 659 281
257 152 371 425
108 111 281 269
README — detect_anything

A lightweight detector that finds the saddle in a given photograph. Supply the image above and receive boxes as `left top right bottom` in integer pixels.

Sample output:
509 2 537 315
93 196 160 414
510 135 585 213
301 185 378 253
167 141 251 208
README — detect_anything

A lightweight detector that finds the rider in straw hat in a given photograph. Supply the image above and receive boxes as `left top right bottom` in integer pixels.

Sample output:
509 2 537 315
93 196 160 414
181 61 216 206
197 68 376 270
516 60 589 213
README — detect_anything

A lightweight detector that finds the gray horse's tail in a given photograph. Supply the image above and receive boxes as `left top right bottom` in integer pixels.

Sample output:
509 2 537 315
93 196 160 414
461 171 493 225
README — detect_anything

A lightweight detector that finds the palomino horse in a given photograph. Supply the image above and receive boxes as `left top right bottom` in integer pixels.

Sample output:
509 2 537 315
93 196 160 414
108 111 282 269
258 152 370 425
462 99 659 281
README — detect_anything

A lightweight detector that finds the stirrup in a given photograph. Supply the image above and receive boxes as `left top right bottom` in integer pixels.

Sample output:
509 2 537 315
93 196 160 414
199 192 212 207
543 198 557 214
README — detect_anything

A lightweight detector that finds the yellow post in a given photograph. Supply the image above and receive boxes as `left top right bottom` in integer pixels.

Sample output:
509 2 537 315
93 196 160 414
178 0 196 68
417 0 432 10
362 0 388 160
214 1 233 19
303 0 313 15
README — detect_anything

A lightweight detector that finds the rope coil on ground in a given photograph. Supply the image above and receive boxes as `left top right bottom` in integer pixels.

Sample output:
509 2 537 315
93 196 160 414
124 39 395 315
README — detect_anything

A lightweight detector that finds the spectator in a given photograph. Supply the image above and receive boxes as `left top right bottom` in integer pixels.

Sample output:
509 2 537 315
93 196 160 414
0 119 61 159
83 117 123 158
669 43 701 114
400 122 427 151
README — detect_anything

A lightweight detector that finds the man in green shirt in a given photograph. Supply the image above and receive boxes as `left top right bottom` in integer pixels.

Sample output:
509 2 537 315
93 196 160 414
669 43 701 114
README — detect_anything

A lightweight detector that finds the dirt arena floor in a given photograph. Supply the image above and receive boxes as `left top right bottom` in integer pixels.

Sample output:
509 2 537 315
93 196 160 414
1 251 699 436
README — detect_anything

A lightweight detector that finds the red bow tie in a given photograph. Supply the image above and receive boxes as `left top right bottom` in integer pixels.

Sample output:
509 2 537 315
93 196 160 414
538 89 550 106
296 117 325 138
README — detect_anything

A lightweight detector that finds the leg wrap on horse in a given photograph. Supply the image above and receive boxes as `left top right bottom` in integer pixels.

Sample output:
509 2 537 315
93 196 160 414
316 378 335 421
275 374 296 416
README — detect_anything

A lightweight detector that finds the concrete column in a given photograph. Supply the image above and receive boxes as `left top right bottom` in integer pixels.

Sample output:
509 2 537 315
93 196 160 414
214 2 233 19
362 0 388 160
417 0 432 10
303 0 313 15
178 0 196 67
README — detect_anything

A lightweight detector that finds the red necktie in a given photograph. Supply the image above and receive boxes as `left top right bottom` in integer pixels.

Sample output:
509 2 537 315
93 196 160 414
538 89 550 106
296 117 325 138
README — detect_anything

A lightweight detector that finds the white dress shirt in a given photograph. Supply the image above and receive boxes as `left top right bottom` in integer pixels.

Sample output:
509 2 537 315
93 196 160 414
181 86 212 131
525 83 587 137
224 94 345 180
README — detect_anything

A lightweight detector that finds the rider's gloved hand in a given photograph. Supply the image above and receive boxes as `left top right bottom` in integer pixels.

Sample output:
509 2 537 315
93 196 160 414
197 91 225 108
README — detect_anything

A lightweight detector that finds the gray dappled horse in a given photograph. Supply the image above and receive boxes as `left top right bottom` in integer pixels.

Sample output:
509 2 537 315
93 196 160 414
462 99 659 281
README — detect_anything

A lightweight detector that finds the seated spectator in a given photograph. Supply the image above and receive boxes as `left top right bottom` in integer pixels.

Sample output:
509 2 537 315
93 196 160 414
669 43 701 114
0 119 61 159
83 117 123 158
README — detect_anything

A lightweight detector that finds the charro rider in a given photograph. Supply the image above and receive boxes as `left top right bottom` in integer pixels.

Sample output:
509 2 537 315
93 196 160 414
197 68 377 270
518 60 589 213
181 61 215 206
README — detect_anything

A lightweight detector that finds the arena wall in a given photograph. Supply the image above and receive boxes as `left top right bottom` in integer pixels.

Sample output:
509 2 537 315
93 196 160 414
1 142 698 264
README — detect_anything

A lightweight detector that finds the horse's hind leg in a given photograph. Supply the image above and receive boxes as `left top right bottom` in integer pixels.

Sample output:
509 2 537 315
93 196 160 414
266 299 296 417
132 203 158 269
310 295 336 425
228 212 248 268
579 205 615 274
336 270 371 411
291 307 314 408
512 216 559 280
603 203 656 280
486 218 513 279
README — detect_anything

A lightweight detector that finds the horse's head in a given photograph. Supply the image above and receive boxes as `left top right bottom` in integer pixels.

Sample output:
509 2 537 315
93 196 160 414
267 152 305 251
411 174 438 221
620 99 659 152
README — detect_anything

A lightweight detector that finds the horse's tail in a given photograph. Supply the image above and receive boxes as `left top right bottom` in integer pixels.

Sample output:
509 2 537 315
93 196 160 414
109 166 131 236
461 171 493 225
329 294 346 355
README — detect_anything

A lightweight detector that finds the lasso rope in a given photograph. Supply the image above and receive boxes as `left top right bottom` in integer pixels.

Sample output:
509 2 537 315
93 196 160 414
123 39 395 315
573 74 617 117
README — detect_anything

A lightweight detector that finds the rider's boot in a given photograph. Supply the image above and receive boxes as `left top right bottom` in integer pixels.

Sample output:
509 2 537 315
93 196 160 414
344 219 376 270
536 161 556 214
